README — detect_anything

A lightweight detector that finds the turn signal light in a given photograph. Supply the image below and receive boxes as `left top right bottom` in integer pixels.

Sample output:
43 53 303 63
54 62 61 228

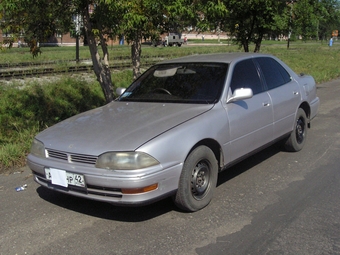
121 183 158 194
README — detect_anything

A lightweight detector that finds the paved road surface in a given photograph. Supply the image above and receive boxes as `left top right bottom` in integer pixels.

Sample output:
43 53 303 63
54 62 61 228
1 79 339 255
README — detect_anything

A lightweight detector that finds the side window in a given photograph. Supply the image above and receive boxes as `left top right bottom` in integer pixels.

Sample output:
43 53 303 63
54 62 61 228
256 57 291 90
230 59 263 95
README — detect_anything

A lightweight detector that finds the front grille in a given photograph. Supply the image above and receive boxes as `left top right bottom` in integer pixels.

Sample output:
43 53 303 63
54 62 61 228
71 154 97 164
47 149 68 161
46 148 98 165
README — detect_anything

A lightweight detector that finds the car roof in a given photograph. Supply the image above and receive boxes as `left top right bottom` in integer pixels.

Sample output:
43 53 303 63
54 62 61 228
159 52 272 65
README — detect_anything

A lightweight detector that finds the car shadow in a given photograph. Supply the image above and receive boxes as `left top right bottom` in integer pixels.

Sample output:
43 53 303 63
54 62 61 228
37 186 177 222
36 144 282 222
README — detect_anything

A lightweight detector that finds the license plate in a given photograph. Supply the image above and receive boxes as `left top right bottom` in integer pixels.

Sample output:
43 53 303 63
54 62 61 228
45 168 85 188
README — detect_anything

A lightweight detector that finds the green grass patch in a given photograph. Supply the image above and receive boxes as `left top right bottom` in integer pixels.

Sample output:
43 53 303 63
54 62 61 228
260 43 340 83
112 69 134 88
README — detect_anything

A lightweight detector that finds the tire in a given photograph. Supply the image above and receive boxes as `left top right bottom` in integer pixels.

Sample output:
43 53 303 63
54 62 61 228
174 146 218 212
284 108 308 152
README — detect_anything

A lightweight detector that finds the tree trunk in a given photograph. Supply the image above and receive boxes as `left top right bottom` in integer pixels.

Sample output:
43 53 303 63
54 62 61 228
82 5 114 103
131 32 142 80
254 35 263 53
254 41 261 53
242 39 249 52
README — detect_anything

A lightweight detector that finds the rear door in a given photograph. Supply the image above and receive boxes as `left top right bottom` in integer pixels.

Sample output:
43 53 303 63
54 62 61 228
225 59 274 162
255 57 301 138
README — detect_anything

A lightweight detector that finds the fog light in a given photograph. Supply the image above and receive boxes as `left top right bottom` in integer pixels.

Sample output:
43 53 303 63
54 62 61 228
121 183 158 194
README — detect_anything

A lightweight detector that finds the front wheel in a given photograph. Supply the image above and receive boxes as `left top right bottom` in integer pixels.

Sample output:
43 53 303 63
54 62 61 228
284 108 308 152
174 146 218 212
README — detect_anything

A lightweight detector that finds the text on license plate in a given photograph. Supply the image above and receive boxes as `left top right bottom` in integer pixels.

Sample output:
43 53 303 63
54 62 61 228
45 168 85 188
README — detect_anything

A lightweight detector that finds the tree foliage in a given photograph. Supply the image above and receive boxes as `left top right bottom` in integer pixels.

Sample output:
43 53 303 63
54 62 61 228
315 0 340 40
194 0 289 52
0 0 73 44
76 0 123 103
210 0 288 52
108 0 195 79
117 0 166 79
294 0 320 40
194 0 228 33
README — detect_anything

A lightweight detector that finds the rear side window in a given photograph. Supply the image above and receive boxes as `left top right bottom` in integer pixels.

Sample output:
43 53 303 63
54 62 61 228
230 59 263 95
256 57 291 90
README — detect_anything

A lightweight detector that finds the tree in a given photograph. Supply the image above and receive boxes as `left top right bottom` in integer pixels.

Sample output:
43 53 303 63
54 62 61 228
163 0 198 34
116 0 165 80
84 0 197 100
0 0 122 103
76 1 123 103
271 4 291 42
1 0 194 102
225 0 288 52
274 0 297 49
194 0 228 35
317 0 340 40
114 0 195 80
196 0 287 52
293 0 340 41
293 0 320 40
0 0 73 46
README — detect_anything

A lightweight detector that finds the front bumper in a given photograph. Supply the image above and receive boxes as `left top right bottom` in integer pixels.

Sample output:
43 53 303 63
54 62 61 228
27 154 182 205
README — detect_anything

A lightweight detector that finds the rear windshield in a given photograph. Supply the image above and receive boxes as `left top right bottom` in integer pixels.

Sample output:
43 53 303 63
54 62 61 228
118 63 228 104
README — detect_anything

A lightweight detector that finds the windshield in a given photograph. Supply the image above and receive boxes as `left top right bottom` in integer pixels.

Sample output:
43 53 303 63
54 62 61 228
118 63 228 104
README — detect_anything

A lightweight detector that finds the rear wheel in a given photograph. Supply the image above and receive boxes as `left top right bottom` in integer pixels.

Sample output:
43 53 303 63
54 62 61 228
174 146 218 212
284 108 308 152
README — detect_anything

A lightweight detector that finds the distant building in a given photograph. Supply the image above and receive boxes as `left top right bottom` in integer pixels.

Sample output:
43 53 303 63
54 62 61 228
0 30 81 47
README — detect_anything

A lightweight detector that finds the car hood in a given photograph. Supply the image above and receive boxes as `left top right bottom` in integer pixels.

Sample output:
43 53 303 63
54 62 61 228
36 101 213 155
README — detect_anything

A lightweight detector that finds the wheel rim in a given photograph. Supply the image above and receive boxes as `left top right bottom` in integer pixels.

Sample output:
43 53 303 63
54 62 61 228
296 117 305 144
191 160 211 200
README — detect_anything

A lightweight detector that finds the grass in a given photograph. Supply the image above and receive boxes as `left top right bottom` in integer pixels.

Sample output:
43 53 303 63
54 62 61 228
0 77 105 173
0 39 340 173
0 41 243 64
261 42 340 83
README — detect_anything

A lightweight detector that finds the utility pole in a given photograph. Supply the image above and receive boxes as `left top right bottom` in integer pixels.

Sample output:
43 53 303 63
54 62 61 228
76 35 79 63
75 14 81 63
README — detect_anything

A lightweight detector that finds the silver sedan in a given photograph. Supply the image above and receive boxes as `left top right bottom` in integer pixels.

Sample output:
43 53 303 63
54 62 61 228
27 53 320 212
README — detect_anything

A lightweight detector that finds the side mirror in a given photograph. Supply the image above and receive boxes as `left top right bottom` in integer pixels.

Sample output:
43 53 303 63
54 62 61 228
116 87 126 96
227 88 253 103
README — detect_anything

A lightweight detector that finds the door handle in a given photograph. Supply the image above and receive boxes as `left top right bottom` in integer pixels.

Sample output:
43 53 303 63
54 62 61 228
293 91 299 96
263 102 270 107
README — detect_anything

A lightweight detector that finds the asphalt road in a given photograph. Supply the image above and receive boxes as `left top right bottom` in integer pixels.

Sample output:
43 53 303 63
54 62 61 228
1 78 339 255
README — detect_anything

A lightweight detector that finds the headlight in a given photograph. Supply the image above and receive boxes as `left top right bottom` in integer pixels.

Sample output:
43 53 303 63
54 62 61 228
30 139 45 158
96 152 159 170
